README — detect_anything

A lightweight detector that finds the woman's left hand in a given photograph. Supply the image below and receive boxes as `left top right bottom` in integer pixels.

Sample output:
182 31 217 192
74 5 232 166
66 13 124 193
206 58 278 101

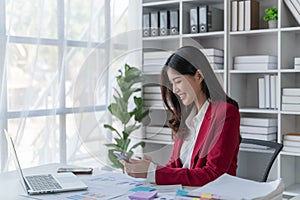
122 156 151 178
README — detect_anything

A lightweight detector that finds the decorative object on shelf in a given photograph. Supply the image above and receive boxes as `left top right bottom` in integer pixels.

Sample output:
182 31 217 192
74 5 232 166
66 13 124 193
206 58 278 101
263 6 278 28
104 64 149 171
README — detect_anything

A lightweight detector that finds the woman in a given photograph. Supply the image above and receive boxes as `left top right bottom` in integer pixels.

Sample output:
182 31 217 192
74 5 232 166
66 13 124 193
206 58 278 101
123 46 240 186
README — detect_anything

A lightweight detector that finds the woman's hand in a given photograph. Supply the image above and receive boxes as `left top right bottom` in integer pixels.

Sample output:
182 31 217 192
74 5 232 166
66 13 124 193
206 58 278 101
122 155 152 178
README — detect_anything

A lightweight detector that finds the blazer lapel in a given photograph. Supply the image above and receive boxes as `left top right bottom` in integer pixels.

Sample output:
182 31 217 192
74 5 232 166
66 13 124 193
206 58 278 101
190 103 214 168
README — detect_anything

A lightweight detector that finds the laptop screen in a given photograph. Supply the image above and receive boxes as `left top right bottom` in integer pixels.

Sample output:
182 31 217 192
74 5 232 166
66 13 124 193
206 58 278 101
4 130 29 194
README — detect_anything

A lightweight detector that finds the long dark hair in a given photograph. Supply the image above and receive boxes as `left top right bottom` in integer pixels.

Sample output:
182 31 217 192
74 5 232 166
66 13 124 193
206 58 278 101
160 46 239 135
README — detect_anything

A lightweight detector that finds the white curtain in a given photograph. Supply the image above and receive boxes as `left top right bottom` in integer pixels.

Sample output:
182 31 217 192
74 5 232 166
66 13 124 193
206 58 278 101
0 0 142 172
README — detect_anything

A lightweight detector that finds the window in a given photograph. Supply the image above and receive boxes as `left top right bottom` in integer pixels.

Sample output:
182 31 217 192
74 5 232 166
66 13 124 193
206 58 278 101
0 0 141 172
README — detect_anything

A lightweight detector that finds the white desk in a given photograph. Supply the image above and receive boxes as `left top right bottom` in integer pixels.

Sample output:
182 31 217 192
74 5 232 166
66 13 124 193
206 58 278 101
0 163 97 199
291 195 300 200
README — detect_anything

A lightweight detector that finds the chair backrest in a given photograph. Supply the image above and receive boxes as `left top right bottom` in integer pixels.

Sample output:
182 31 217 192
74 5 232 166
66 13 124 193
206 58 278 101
236 138 283 182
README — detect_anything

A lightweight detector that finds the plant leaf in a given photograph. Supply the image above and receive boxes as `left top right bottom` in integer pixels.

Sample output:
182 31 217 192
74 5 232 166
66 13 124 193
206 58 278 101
129 141 146 152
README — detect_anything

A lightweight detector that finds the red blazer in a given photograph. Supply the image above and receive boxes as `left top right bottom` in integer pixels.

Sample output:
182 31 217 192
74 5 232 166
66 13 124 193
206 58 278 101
155 101 240 186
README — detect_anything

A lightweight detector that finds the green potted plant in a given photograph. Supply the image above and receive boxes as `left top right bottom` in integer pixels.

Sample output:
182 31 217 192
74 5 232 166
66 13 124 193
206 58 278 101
263 6 278 28
104 64 149 172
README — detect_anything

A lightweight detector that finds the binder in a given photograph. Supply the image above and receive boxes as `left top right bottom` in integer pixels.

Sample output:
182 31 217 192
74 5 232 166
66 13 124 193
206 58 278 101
244 0 259 31
207 6 224 32
169 9 179 35
238 0 245 31
231 0 238 31
159 10 169 36
143 13 151 37
150 11 159 36
199 5 208 32
190 7 199 33
199 5 224 33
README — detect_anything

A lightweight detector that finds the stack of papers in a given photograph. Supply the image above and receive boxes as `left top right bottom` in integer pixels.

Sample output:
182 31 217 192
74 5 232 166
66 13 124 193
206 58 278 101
186 174 284 200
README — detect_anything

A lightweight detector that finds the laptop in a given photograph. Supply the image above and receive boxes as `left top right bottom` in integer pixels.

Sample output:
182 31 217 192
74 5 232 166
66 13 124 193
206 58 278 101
4 130 88 195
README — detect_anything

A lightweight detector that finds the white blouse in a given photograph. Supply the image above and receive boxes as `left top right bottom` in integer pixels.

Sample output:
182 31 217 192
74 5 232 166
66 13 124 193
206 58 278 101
146 100 209 183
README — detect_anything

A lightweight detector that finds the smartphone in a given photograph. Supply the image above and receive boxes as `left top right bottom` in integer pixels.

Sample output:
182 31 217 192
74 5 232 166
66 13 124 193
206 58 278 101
57 167 93 174
113 152 131 163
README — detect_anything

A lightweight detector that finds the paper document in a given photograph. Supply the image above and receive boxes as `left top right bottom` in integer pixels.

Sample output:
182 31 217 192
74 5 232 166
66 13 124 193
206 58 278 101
23 172 147 200
189 174 284 200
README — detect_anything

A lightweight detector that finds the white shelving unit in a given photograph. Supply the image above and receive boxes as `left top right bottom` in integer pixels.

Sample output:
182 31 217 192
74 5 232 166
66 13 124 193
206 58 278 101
141 0 300 198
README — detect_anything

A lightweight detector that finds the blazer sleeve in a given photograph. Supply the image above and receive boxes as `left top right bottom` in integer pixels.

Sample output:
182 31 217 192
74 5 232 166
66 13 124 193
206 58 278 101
155 103 240 186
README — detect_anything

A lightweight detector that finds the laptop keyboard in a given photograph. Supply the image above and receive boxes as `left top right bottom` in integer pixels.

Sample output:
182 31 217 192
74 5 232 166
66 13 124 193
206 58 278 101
26 174 62 191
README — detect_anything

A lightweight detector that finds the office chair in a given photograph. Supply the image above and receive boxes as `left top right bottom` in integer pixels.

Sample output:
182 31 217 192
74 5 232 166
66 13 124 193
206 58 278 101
236 138 283 182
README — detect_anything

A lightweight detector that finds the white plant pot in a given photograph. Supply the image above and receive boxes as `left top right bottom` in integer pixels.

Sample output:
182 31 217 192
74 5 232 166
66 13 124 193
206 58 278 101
268 20 277 28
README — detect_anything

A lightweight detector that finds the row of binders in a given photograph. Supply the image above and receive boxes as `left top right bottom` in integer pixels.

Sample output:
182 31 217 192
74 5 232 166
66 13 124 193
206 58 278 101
189 5 223 33
284 0 300 24
231 0 259 31
143 10 179 37
282 88 300 112
240 117 277 142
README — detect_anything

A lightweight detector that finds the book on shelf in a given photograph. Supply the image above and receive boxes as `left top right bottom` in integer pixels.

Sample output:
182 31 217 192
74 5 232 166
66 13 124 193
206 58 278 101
283 146 300 153
283 133 300 141
264 74 270 109
234 55 277 64
284 0 300 24
200 48 224 57
282 103 300 111
258 77 265 108
240 117 277 127
231 0 238 31
143 86 161 93
295 64 300 70
238 0 245 31
283 140 300 147
144 100 164 107
206 56 224 64
241 133 277 141
234 63 277 70
142 66 162 73
144 51 172 59
282 95 300 104
282 88 300 96
258 75 278 109
270 75 277 109
295 57 300 65
143 93 162 100
240 125 277 134
210 63 224 70
144 58 167 65
244 0 259 31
